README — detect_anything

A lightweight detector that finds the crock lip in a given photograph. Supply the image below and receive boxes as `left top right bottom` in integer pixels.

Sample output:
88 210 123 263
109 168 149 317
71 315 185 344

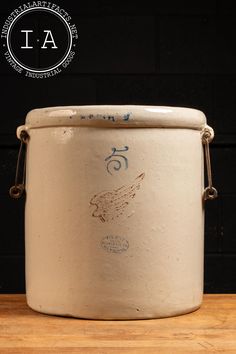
24 104 207 130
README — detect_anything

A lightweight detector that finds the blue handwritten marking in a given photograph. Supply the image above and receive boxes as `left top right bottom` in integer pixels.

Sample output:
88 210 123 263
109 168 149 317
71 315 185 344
123 112 132 121
104 115 115 122
80 112 131 122
105 146 129 175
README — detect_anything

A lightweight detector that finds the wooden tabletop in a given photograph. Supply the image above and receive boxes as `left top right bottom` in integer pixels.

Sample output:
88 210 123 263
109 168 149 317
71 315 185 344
0 294 236 353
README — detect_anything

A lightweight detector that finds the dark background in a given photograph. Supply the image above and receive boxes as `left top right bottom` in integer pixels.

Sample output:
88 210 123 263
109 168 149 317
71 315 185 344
0 0 235 293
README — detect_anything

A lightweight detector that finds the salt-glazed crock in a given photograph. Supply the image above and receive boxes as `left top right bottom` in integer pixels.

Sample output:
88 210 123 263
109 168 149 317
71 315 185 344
10 105 217 319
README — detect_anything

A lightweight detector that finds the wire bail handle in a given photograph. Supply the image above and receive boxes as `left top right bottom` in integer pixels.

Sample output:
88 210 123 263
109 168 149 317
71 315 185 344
202 127 218 201
9 130 29 199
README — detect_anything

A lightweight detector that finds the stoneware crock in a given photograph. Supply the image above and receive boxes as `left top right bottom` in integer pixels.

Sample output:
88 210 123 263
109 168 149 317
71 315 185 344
10 105 217 319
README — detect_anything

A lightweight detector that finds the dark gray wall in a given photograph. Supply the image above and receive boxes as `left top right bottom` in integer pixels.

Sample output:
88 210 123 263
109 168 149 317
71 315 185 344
0 0 235 293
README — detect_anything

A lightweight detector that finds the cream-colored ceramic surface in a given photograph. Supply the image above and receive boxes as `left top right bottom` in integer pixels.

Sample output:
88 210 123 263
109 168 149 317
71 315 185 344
19 105 211 319
20 105 206 129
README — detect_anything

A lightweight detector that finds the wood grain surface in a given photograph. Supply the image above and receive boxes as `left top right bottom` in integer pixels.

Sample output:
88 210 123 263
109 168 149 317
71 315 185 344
0 294 236 353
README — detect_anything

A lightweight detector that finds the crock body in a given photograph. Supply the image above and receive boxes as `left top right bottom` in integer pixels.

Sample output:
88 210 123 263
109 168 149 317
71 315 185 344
21 107 207 319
